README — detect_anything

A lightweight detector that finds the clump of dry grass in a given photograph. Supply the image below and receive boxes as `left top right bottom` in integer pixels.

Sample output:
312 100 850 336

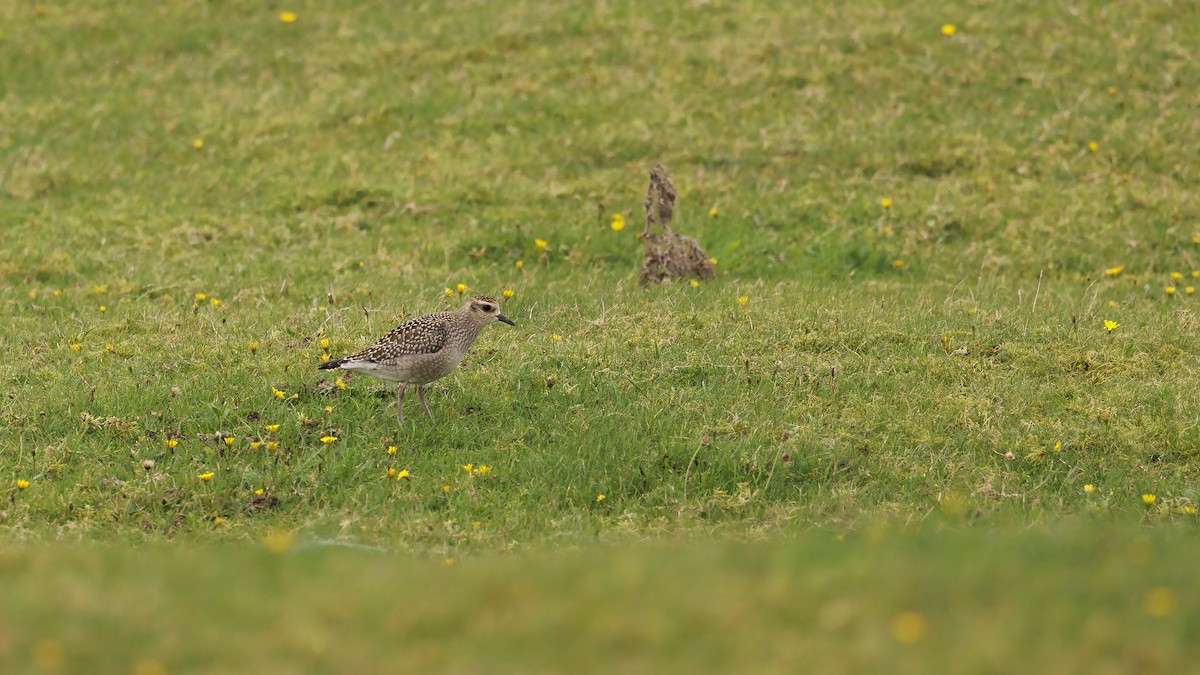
640 165 714 284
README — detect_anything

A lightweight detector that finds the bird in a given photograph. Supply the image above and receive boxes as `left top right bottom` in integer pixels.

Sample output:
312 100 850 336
318 294 515 426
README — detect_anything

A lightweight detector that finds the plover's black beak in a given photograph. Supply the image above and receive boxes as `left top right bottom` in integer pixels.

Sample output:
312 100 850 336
497 313 516 326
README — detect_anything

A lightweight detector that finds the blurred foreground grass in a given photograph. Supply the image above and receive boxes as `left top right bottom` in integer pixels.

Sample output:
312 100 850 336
1 523 1197 674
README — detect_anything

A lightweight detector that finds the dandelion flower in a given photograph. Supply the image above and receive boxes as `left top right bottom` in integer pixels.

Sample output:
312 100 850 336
737 296 748 306
443 558 455 566
892 259 906 269
516 259 524 270
891 611 927 644
210 298 221 307
264 529 295 554
250 441 262 450
335 377 346 390
502 289 514 299
1084 484 1096 495
551 333 562 340
320 353 331 363
221 436 234 447
442 485 451 493
319 435 337 444
690 279 700 288
596 494 605 502
71 343 81 351
214 517 226 526
710 257 718 266
1087 141 1098 152
1143 493 1157 506
99 305 107 313
1192 271 1199 279
323 406 332 414
880 198 893 209
195 293 206 301
1184 505 1197 515
1146 587 1176 618
534 238 548 250
1104 320 1119 332
198 472 214 482
94 285 107 294
192 138 204 149
265 424 280 434
320 338 330 350
17 479 30 490
1105 265 1124 277
272 387 286 400
255 488 265 496
708 207 719 217
611 214 625 232
105 343 114 353
279 11 297 23
396 469 410 480
444 287 454 298
165 438 179 450
387 467 397 478
249 341 258 353
476 466 492 475
266 441 280 451
1186 286 1195 295
386 445 397 455
1171 272 1183 281
941 23 956 36
1166 286 1176 296
1052 442 1062 452
53 289 62 297
456 283 468 295
463 464 474 473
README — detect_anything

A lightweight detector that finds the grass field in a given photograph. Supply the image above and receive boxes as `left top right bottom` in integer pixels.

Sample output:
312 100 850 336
3 0 1200 671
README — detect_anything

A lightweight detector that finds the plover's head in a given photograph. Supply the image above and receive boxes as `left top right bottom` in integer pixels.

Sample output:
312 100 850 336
463 294 515 328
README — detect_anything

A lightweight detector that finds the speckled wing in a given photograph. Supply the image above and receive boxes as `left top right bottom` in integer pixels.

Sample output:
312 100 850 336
349 312 452 363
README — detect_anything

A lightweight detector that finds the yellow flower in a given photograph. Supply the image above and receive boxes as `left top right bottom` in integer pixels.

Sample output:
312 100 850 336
456 283 468 294
1145 587 1175 618
28 289 38 300
1184 505 1197 515
444 287 454 298
1142 493 1157 506
386 445 397 455
323 406 332 414
611 214 625 232
1186 286 1195 295
320 338 330 350
1171 271 1183 281
94 285 107 294
272 387 286 399
1052 442 1061 452
892 259 906 269
387 467 397 478
99 305 107 313
463 464 474 473
279 11 297 23
1193 235 1200 244
53 289 62 297
443 558 455 566
223 436 235 447
198 472 214 482
210 298 221 307
195 292 206 301
255 488 265 496
709 257 718 266
105 343 114 353
320 353 331 362
192 138 204 149
1104 320 1119 332
264 529 295 554
396 469 410 480
70 343 81 351
319 435 337 444
249 341 258 353
266 441 280 451
165 438 179 450
1105 265 1124 277
551 333 562 340
335 377 346 390
1083 484 1096 495
475 465 492 475
214 517 226 526
1107 85 1117 95
250 441 262 450
1087 141 1098 152
502 289 514 299
690 279 700 288
737 296 748 306
1192 271 1199 279
880 198 893 209
941 23 956 36
596 494 605 502
265 424 280 434
17 479 30 490
442 485 451 493
515 259 524 270
1166 286 1176 296
891 611 927 644
534 238 548 250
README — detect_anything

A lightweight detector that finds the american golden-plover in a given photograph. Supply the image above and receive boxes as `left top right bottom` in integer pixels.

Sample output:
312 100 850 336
319 294 514 426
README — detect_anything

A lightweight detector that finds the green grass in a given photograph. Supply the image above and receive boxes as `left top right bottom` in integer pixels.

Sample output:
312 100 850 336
2 0 1200 669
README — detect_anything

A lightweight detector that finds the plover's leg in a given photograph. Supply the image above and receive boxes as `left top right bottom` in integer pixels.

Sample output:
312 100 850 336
417 385 433 420
396 383 407 427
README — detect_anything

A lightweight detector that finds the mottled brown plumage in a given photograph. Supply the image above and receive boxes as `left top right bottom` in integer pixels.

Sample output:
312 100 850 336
319 295 514 426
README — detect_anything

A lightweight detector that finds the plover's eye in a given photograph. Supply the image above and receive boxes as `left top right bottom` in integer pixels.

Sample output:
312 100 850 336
480 304 494 313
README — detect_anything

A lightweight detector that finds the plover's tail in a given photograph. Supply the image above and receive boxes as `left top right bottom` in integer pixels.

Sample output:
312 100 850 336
317 358 346 370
